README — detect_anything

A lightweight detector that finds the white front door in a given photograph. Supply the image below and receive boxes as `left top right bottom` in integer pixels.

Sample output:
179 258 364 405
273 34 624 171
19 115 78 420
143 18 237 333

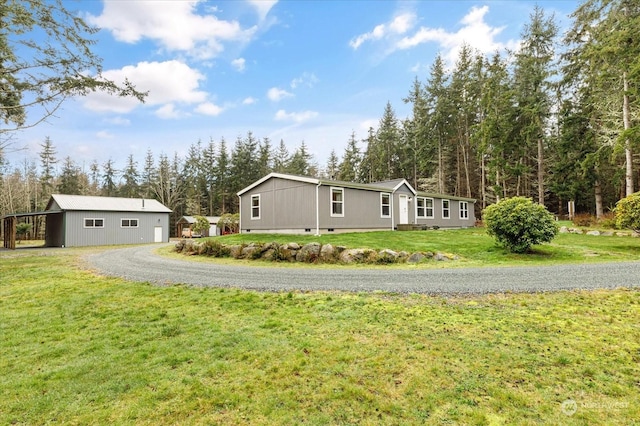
154 226 163 243
399 195 409 224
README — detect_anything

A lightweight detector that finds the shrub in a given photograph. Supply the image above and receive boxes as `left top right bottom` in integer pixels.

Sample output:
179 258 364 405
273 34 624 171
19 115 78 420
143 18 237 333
572 213 595 227
191 215 210 237
483 197 559 253
614 192 640 233
199 240 231 257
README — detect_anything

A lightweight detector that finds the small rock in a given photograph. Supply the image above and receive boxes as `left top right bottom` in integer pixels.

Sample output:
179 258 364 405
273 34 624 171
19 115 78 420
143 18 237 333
296 242 321 262
339 248 366 263
601 231 614 236
434 252 450 262
559 226 569 233
319 243 336 261
586 230 600 236
407 253 426 263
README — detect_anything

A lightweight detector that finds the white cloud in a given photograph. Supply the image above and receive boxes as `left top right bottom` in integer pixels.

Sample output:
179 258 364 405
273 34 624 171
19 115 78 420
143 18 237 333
104 117 130 126
351 6 517 67
396 6 517 65
290 72 319 89
196 102 224 116
350 12 416 49
248 0 278 21
231 58 246 72
155 104 180 119
82 61 208 114
267 87 294 102
96 130 114 139
242 97 257 105
274 109 318 123
87 1 256 60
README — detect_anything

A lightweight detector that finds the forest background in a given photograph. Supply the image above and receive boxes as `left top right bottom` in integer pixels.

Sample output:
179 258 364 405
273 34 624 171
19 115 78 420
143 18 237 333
1 1 639 237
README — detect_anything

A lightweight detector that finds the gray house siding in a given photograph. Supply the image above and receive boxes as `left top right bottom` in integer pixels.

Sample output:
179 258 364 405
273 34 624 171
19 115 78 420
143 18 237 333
58 211 169 247
241 177 317 232
318 185 393 231
238 173 476 234
61 211 169 247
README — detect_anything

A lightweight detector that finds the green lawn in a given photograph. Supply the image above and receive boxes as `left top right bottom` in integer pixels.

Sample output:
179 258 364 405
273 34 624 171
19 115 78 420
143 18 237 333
1 246 639 424
198 228 640 267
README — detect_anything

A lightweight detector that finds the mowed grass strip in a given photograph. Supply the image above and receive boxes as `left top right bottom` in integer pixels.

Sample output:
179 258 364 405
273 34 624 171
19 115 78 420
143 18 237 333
1 250 639 425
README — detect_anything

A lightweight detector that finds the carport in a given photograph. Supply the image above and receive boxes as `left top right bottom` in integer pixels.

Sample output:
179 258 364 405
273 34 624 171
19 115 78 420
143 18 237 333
2 210 57 250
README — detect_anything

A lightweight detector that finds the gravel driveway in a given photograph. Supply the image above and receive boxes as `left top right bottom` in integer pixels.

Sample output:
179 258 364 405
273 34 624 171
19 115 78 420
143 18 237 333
84 244 640 295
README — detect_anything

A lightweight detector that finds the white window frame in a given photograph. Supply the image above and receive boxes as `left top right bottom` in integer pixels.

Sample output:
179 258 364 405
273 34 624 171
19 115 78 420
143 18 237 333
459 201 469 220
121 218 139 228
84 218 105 228
330 187 344 217
442 199 450 219
251 194 261 220
416 197 434 219
380 193 391 218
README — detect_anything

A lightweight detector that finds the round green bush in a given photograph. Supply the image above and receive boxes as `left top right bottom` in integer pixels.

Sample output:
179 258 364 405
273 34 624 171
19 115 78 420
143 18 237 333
614 192 640 233
483 197 558 253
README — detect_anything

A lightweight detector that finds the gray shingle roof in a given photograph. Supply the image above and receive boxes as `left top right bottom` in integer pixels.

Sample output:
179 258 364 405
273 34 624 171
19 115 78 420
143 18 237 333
47 194 172 213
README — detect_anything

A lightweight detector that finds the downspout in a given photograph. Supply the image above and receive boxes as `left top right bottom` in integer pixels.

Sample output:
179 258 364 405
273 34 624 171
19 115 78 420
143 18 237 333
390 189 395 231
238 195 242 234
315 182 321 236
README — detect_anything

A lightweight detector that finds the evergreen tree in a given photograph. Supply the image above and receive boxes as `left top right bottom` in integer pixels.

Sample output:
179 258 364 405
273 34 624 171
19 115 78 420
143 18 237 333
513 6 559 203
338 131 361 182
101 159 118 197
565 0 640 197
288 141 313 175
325 149 340 180
216 138 231 214
141 149 155 198
257 137 273 177
38 137 57 202
272 139 290 173
57 156 81 195
120 154 140 198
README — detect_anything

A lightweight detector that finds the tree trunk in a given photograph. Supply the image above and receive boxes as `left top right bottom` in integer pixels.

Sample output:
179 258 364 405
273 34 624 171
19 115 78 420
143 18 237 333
538 137 544 204
595 180 603 219
623 71 634 196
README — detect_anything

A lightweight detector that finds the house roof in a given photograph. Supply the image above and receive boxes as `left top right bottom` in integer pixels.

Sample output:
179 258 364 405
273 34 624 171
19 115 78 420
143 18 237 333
237 172 475 202
46 194 172 213
177 216 221 224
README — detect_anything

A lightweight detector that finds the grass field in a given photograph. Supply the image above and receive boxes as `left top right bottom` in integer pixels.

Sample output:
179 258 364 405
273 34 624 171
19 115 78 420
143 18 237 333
2 233 640 425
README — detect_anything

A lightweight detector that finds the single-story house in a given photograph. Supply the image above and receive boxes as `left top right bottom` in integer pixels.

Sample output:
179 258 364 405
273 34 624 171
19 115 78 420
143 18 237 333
176 216 221 237
236 173 476 235
2 194 172 249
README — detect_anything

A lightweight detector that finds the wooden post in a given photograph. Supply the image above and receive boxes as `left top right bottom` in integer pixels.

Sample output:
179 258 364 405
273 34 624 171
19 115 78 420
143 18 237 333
3 216 17 250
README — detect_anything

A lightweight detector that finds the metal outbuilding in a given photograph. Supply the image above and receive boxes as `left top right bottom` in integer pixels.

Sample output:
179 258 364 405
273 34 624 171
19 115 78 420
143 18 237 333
2 194 172 249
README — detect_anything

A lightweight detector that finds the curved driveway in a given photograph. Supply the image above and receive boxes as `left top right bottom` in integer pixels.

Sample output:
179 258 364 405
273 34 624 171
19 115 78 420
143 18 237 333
84 244 640 295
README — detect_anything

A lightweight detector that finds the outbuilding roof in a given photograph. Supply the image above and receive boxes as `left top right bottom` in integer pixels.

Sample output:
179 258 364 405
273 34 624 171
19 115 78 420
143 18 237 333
177 216 221 224
46 194 172 213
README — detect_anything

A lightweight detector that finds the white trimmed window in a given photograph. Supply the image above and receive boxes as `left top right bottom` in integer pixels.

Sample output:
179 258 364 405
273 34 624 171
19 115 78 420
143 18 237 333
417 197 434 219
460 201 469 220
331 187 344 217
251 194 260 219
442 199 450 219
121 218 139 228
84 218 104 228
380 193 391 218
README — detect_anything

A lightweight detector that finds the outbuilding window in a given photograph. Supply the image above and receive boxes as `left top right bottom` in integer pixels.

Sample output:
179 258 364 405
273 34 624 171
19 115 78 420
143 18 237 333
460 201 469 220
84 218 104 228
380 193 391 218
121 218 139 228
251 195 261 219
442 199 450 219
331 187 344 217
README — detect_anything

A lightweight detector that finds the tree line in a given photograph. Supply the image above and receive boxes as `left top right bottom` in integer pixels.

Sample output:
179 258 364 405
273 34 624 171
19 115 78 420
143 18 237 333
1 0 639 232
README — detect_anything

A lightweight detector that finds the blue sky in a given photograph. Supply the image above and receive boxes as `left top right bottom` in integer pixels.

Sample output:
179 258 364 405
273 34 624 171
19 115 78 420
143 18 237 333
9 0 579 172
